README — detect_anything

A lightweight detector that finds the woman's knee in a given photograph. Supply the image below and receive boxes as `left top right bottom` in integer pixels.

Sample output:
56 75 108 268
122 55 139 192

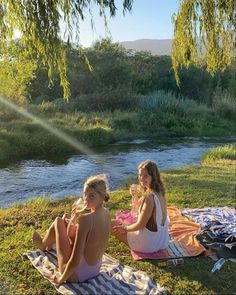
55 217 66 228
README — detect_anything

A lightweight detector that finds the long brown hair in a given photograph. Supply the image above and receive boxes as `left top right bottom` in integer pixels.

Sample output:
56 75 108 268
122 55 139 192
138 160 165 197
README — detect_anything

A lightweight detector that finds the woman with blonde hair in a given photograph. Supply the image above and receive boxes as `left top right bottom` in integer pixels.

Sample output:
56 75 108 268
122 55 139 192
112 160 169 253
32 174 110 284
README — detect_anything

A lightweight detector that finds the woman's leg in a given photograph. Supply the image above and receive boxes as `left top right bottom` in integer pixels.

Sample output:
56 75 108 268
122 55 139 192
32 219 57 251
54 217 73 274
32 216 68 251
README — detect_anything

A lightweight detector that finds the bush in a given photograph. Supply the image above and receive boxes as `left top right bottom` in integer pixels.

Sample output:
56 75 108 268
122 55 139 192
213 95 236 121
76 87 138 111
138 90 199 116
110 111 139 131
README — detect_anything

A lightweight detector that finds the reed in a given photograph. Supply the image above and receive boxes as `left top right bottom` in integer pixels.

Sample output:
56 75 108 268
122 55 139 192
202 144 236 163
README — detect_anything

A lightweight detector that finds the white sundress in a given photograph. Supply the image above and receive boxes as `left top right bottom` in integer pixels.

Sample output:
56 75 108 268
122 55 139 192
127 193 170 253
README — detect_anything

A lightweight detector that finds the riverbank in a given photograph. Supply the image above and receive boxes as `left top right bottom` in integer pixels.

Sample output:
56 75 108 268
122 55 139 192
0 104 235 165
0 150 235 294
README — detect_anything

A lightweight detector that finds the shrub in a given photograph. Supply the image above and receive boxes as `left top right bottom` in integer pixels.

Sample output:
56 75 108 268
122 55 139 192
76 87 138 111
213 95 236 121
138 90 199 116
110 111 139 131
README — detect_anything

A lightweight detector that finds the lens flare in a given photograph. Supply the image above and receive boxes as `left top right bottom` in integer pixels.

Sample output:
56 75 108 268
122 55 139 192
0 96 94 155
0 96 123 188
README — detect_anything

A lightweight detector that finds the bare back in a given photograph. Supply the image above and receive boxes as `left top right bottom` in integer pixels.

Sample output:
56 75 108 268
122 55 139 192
83 208 110 265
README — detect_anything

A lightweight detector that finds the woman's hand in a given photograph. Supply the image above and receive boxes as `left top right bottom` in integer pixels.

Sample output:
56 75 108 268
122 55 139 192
129 184 140 197
112 224 127 235
71 201 78 215
62 213 72 224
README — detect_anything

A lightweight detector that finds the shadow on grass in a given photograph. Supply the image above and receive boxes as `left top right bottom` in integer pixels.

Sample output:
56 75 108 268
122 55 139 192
144 255 236 294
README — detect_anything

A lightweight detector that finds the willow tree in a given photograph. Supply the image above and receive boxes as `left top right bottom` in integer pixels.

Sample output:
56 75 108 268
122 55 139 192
172 0 236 85
0 0 235 99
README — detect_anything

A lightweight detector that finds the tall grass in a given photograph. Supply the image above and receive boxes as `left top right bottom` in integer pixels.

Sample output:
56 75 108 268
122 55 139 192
213 95 236 121
202 144 236 163
0 90 235 164
138 90 210 116
137 91 234 136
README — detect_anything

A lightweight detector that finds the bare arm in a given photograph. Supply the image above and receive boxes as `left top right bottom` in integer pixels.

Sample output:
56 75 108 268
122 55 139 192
58 215 89 283
126 195 154 232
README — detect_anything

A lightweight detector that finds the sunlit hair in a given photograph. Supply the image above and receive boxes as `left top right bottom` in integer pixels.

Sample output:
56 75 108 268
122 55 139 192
84 174 110 202
138 160 165 197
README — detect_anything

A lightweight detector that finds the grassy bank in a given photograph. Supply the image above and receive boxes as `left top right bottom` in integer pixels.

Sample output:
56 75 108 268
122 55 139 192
0 91 236 165
0 154 235 294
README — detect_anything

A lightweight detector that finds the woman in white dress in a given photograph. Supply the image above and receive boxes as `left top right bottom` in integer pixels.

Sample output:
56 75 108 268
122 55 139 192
112 160 169 253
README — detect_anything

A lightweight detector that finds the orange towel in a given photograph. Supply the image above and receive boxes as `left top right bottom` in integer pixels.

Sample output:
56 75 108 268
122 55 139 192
167 206 206 256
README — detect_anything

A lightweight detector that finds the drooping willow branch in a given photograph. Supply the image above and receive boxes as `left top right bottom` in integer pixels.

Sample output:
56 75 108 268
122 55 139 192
172 0 235 85
0 0 235 98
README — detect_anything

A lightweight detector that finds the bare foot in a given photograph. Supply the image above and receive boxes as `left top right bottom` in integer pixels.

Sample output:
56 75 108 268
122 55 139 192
32 231 45 251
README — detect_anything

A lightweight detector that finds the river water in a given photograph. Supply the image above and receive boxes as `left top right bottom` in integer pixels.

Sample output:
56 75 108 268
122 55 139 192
0 137 234 208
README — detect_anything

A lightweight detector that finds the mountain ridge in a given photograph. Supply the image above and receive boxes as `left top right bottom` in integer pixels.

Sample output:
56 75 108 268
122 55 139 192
120 38 172 56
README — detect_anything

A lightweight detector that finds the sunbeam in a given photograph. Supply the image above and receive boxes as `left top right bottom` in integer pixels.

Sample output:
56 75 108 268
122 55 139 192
0 96 95 156
0 96 124 187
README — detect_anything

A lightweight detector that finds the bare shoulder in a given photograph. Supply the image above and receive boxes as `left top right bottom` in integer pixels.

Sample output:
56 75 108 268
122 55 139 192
77 213 91 228
141 194 154 209
146 194 155 205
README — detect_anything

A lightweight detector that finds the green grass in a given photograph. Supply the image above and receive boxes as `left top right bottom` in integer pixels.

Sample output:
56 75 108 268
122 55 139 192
0 95 235 165
202 144 236 163
0 161 235 294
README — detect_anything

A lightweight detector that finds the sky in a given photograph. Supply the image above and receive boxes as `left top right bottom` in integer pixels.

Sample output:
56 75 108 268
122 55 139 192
77 0 180 47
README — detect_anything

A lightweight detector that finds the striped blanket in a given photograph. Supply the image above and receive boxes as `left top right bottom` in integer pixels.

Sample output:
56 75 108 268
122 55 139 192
24 249 165 295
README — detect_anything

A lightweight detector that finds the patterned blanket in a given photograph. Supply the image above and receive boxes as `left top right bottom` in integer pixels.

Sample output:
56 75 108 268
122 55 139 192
181 206 236 237
24 249 166 295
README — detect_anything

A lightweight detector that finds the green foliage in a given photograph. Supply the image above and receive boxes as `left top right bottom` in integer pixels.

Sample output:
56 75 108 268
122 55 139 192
0 1 133 99
172 0 235 85
28 43 235 107
109 111 139 131
75 87 137 111
1 38 235 107
128 51 160 94
0 43 37 102
0 1 235 98
212 85 236 121
202 144 236 163
0 89 235 164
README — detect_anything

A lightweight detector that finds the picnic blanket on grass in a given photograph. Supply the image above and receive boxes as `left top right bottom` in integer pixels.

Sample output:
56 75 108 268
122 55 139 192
181 206 236 237
116 206 206 261
23 249 165 295
181 207 236 260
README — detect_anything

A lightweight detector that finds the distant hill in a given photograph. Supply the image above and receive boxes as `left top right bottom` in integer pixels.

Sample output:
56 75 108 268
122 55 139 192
121 39 172 56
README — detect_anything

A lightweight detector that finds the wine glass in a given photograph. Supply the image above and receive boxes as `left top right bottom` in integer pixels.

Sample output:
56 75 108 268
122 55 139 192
75 198 87 212
69 198 87 224
129 184 140 217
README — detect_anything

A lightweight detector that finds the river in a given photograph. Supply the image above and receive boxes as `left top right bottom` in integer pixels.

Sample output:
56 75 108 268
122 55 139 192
0 137 234 208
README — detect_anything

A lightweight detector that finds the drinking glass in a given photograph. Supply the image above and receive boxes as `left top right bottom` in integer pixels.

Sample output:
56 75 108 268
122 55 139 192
69 198 87 224
129 184 140 217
